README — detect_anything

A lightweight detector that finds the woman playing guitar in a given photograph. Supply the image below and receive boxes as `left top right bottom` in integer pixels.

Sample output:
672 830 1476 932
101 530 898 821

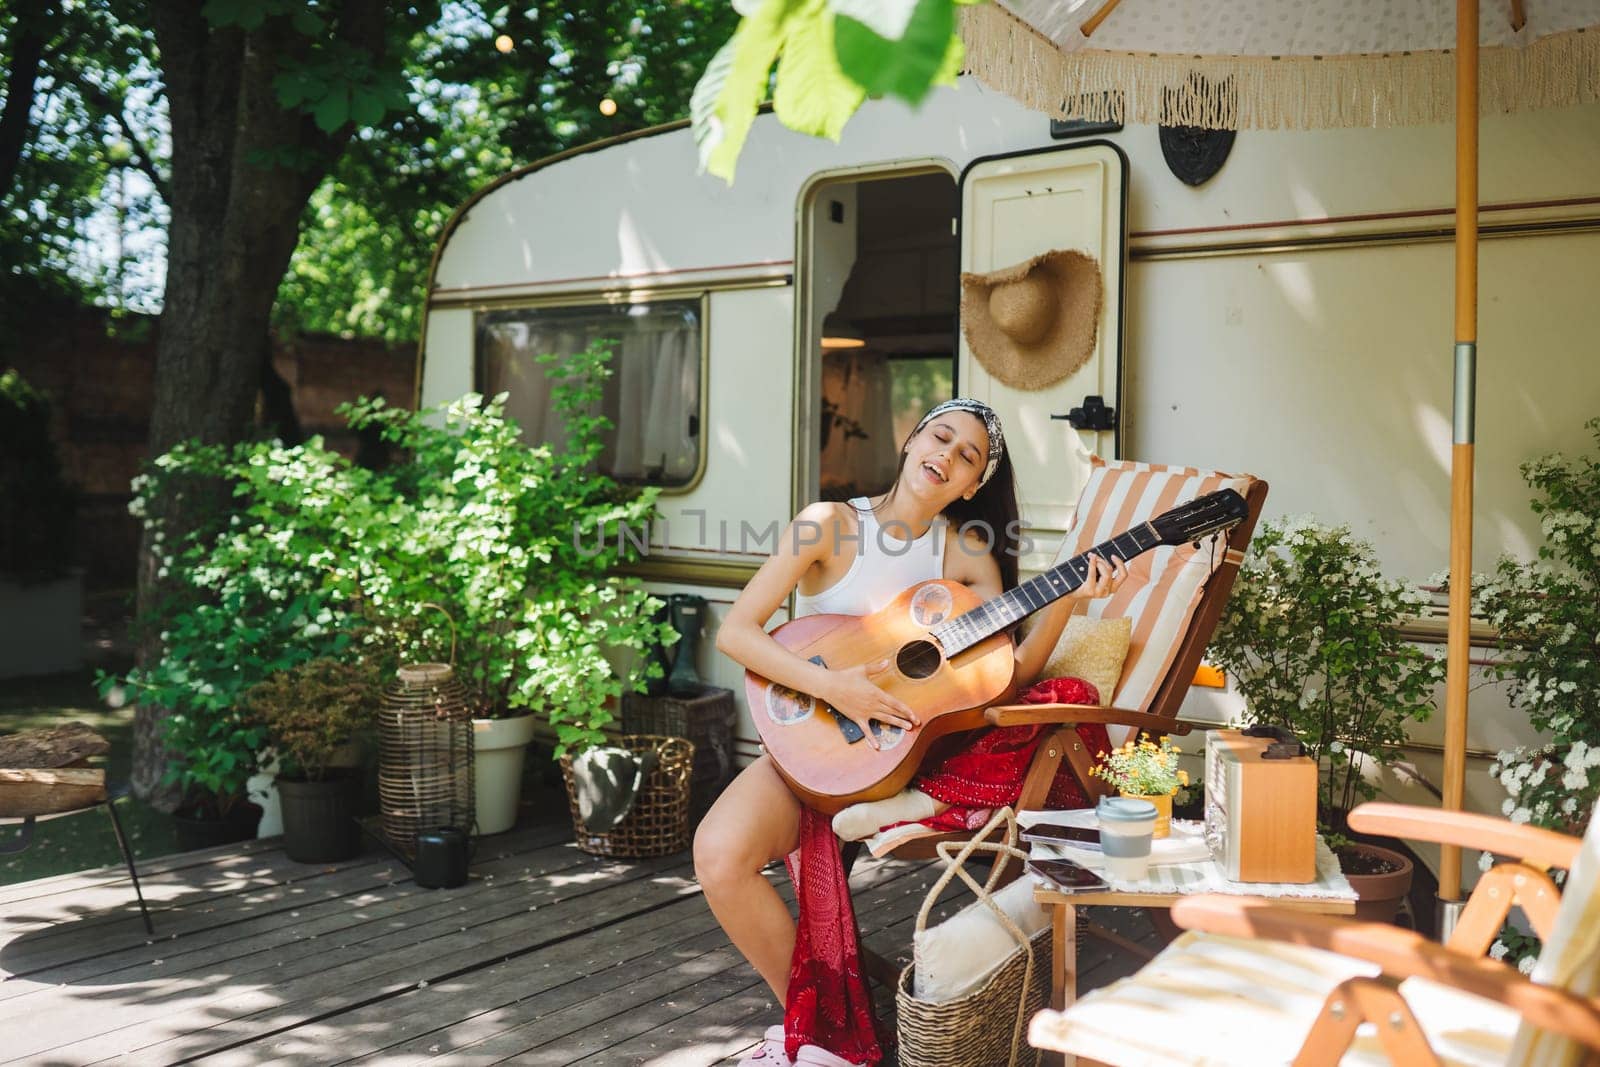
695 398 1126 1067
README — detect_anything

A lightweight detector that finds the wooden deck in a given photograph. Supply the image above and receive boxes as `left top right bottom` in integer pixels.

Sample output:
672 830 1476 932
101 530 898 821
0 809 1155 1065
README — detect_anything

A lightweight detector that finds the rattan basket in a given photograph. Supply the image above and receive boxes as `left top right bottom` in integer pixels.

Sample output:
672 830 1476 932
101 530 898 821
560 735 693 858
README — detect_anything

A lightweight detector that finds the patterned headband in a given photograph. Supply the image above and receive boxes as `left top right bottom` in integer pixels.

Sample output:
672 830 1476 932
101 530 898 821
914 398 1006 487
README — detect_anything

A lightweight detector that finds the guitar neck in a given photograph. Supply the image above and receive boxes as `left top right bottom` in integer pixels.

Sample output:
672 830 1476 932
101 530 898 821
932 525 1161 657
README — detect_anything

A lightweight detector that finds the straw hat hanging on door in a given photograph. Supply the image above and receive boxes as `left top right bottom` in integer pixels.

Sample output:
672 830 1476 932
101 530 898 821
959 248 1104 391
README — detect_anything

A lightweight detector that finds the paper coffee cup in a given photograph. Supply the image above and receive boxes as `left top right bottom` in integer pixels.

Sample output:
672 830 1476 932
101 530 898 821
1097 796 1158 881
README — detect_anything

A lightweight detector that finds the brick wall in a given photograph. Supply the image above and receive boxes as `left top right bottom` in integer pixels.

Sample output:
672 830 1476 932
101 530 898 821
6 305 417 590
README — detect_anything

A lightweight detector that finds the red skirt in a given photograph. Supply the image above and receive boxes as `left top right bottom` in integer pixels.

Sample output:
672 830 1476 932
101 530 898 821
781 676 1107 1064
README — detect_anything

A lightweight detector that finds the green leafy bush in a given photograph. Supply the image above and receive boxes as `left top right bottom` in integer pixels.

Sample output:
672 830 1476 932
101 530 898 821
242 658 381 782
1208 518 1445 832
1477 418 1600 836
0 369 76 582
112 341 673 814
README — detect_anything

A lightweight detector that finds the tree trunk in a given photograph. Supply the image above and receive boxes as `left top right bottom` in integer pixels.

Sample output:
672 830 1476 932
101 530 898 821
0 0 52 202
131 2 380 808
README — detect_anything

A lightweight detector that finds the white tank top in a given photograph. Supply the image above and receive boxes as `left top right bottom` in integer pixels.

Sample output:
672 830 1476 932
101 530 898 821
793 497 946 618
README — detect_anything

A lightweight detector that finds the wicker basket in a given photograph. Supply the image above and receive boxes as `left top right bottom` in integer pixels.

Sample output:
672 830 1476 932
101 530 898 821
560 735 693 858
896 809 1048 1067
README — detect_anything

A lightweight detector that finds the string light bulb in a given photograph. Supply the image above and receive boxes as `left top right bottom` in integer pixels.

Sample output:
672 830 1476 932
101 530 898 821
494 34 514 53
599 97 618 117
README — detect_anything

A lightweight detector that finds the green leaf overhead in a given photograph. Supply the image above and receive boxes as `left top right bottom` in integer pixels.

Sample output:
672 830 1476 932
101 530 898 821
773 0 865 141
833 0 956 106
692 0 973 183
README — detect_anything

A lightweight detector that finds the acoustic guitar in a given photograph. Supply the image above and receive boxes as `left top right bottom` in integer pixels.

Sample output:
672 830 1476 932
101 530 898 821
746 488 1249 813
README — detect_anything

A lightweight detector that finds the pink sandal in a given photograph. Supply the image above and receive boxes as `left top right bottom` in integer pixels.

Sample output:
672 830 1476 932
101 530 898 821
794 1045 866 1067
736 1025 793 1066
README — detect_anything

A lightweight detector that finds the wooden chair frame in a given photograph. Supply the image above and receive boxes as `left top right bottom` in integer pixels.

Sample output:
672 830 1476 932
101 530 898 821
1162 802 1600 1064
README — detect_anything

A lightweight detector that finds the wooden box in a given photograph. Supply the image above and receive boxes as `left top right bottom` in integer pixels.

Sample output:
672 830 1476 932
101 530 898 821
1203 729 1317 883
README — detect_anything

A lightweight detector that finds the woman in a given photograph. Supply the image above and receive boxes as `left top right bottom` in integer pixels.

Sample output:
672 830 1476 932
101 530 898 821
695 398 1126 1067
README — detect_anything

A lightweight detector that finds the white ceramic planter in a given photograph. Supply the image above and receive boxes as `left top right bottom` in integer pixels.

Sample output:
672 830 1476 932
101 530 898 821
472 713 539 835
0 570 82 678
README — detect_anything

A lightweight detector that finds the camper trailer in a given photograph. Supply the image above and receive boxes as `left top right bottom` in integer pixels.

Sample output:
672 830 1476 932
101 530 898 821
418 77 1600 837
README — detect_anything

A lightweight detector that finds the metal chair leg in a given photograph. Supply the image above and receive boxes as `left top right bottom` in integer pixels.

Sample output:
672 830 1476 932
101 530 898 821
102 794 154 935
0 816 37 856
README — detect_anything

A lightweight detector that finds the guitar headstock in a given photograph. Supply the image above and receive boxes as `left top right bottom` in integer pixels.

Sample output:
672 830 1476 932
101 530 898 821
1150 488 1249 547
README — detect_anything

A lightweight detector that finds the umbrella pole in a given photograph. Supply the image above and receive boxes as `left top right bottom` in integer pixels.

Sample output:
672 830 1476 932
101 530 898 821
1439 0 1479 916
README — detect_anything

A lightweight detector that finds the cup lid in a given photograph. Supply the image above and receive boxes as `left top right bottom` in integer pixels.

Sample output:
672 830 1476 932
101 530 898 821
1097 796 1158 824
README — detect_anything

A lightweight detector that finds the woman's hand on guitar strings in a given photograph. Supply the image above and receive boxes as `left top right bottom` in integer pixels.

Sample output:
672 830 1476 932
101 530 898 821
1075 553 1127 600
821 664 920 750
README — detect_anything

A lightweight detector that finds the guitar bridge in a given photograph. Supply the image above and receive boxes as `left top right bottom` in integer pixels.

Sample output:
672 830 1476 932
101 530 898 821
830 709 866 745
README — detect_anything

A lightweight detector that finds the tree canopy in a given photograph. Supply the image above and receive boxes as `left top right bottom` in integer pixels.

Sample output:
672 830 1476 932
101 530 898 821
0 1 740 344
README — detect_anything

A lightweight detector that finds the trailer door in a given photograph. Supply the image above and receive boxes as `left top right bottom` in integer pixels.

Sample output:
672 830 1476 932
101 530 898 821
958 142 1127 534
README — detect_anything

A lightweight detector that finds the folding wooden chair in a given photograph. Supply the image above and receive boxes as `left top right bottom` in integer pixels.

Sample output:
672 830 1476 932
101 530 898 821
1030 799 1600 1067
855 459 1268 980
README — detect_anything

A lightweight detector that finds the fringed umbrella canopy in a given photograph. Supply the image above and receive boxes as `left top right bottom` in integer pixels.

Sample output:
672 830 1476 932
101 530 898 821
962 1 1600 129
957 0 1600 914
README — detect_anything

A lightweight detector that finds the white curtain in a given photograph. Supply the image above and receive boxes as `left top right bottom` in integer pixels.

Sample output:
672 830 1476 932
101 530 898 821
478 304 699 483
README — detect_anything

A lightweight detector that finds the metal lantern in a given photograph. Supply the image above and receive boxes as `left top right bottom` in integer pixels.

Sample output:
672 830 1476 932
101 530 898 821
378 662 475 858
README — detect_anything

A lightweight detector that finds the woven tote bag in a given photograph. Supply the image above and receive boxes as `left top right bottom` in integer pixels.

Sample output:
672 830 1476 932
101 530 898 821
897 808 1049 1067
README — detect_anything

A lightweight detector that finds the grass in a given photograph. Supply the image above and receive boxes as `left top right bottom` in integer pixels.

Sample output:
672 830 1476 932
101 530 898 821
0 667 183 886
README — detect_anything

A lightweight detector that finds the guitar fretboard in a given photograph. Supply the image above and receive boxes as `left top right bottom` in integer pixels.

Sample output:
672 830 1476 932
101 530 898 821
930 525 1159 657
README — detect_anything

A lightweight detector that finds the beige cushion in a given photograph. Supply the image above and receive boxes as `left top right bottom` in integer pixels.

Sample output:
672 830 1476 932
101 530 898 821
1030 932 1520 1067
1344 977 1520 1067
913 875 1051 1003
1042 614 1132 704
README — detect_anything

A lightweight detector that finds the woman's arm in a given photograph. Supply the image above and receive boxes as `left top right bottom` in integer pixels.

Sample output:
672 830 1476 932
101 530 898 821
714 503 919 742
1012 554 1126 688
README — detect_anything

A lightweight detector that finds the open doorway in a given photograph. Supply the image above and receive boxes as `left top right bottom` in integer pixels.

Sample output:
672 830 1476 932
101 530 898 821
801 169 958 503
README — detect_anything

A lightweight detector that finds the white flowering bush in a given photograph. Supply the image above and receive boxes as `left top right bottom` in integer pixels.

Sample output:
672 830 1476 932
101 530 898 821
1475 418 1600 837
108 342 672 815
1208 518 1445 833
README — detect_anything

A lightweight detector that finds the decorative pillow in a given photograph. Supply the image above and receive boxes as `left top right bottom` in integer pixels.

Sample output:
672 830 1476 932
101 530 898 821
912 875 1051 1003
1041 615 1132 705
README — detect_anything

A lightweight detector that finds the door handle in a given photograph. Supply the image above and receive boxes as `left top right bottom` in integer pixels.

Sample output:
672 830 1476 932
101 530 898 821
1052 396 1117 432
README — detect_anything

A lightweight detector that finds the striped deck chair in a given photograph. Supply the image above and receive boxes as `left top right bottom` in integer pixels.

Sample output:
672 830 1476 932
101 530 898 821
853 459 1267 984
864 457 1268 867
1029 799 1600 1067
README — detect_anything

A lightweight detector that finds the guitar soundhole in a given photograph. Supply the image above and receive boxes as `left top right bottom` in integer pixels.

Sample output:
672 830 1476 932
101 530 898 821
896 640 942 680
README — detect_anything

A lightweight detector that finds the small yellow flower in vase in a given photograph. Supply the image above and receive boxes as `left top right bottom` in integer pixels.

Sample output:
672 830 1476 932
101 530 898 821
1091 734 1187 838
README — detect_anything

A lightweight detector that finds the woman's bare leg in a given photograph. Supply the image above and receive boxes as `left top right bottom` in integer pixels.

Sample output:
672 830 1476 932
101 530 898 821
694 755 802 1001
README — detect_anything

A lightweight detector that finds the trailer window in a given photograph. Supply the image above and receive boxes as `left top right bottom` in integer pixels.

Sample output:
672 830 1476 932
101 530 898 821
476 300 701 487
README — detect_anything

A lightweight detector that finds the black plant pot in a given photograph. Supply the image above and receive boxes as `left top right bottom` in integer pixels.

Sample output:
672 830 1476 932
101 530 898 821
277 773 362 863
174 800 263 852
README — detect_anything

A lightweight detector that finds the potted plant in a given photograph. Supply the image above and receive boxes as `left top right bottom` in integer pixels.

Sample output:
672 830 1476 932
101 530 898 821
1091 734 1188 838
341 340 673 834
242 657 380 862
1208 517 1446 921
161 705 266 850
1468 421 1600 970
113 341 671 842
0 369 81 679
106 437 372 842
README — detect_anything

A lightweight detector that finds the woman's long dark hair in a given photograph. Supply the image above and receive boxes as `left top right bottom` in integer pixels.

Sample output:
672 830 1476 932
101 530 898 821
875 415 1022 590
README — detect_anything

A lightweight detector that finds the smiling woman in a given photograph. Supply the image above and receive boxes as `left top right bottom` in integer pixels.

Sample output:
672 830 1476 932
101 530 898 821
693 396 1127 1066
